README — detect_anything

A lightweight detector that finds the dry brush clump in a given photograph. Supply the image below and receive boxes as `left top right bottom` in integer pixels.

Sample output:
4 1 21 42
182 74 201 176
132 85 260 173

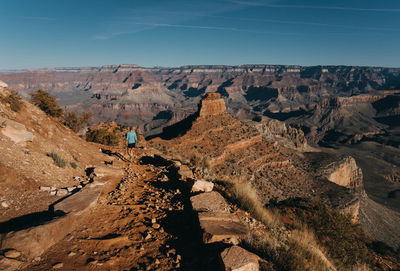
1 90 24 112
85 122 126 146
222 178 281 228
61 110 92 133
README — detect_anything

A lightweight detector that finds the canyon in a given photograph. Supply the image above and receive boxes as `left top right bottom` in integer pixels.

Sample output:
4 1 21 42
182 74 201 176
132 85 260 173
1 64 400 269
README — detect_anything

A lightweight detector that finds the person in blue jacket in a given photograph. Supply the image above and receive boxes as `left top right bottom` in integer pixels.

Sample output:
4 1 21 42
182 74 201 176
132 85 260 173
126 127 137 162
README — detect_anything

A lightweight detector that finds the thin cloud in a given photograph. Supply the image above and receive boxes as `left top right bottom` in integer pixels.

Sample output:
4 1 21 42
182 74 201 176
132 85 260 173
211 15 399 32
131 22 301 35
230 0 400 12
17 16 56 21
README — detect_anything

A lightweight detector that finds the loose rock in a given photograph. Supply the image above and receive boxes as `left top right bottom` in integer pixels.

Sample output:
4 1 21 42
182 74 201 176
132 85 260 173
4 249 21 259
52 262 64 269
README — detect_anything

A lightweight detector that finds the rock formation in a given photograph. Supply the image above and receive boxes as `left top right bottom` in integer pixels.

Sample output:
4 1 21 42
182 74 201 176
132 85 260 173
314 155 364 190
151 93 360 219
199 92 227 117
0 80 8 88
325 156 363 190
251 116 312 151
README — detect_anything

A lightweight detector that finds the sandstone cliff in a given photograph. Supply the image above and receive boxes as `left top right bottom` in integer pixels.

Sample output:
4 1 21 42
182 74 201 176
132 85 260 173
323 156 364 190
199 92 227 117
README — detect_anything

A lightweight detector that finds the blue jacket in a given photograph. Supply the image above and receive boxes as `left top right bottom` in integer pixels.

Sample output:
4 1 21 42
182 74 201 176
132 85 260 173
126 131 137 144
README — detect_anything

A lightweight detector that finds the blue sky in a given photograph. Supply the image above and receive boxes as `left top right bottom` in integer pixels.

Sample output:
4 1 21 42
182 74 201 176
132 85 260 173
0 0 399 69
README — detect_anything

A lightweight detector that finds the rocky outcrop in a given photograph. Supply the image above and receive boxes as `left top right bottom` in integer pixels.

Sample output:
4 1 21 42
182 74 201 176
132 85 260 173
0 80 8 88
323 156 363 190
199 92 227 117
252 117 312 151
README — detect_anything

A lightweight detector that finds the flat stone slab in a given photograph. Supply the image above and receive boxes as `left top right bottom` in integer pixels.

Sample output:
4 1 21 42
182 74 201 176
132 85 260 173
220 246 260 271
190 191 230 213
0 118 34 146
53 186 101 214
93 166 124 179
198 212 247 244
1 187 101 260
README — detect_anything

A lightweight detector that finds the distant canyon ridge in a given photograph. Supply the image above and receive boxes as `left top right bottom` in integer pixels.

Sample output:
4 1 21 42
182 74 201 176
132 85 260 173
1 64 400 146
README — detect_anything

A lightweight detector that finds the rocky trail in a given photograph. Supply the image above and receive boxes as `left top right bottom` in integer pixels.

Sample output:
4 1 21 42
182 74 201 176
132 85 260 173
1 147 251 271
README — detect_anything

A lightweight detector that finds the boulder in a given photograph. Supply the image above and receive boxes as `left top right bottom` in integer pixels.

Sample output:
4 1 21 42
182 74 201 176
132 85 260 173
198 212 248 244
191 179 214 193
56 189 68 196
190 191 230 212
177 165 194 180
4 249 21 259
220 246 260 271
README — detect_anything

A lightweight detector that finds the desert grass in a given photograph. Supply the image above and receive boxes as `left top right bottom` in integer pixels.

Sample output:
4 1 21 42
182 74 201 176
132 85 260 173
219 177 336 271
47 152 67 168
226 179 281 228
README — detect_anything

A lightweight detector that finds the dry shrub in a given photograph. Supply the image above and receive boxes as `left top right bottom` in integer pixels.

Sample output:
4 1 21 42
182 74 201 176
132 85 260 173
2 91 24 112
86 127 119 146
30 89 63 117
223 179 281 228
61 110 92 133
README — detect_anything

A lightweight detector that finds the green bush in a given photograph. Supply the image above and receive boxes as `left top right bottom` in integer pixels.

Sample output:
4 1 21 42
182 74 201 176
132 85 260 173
47 152 67 168
3 91 23 112
61 110 92 133
86 128 119 146
30 89 63 117
70 162 77 169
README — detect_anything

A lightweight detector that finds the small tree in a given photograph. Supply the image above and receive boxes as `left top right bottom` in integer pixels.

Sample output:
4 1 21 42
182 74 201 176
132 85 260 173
30 89 63 117
62 110 93 133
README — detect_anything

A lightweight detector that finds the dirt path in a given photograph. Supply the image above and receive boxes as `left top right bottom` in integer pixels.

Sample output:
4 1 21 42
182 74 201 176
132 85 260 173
21 151 220 270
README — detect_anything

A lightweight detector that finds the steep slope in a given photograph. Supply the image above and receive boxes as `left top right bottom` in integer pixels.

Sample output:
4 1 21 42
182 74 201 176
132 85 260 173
0 83 107 222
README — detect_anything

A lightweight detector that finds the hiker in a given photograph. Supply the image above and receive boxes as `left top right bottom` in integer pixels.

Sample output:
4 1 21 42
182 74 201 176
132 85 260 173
126 127 138 162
